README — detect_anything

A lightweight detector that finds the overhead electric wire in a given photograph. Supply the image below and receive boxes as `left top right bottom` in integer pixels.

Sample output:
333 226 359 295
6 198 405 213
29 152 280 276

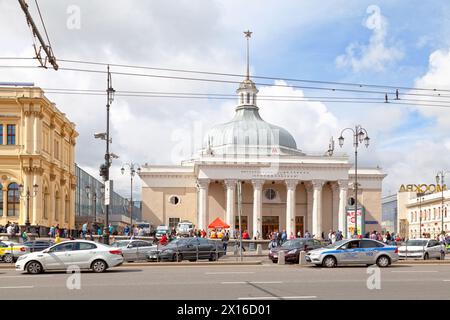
34 0 53 48
56 58 450 94
2 57 450 94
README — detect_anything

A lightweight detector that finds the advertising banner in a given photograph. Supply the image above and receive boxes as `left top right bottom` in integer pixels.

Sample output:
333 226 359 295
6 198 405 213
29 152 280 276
346 209 363 238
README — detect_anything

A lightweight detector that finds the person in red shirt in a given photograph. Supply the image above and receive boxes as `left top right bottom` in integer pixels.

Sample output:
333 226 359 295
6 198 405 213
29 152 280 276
242 230 250 240
160 233 168 245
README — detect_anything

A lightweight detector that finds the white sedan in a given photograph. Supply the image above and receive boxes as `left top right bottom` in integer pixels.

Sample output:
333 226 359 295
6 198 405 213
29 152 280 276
15 240 124 274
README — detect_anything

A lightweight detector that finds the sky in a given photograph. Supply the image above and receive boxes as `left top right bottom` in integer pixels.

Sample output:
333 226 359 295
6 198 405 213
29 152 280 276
1 0 450 198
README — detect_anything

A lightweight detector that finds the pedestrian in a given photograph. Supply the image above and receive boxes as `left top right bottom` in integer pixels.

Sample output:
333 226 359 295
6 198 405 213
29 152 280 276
21 229 28 243
331 232 336 244
289 232 295 240
108 224 113 235
281 230 287 243
297 231 301 238
82 222 88 239
268 238 278 250
35 224 40 238
222 232 229 255
55 233 61 244
304 230 311 239
160 233 168 246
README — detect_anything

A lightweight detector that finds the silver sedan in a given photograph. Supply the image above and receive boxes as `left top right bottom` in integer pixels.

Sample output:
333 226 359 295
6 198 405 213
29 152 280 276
306 239 399 268
110 240 156 262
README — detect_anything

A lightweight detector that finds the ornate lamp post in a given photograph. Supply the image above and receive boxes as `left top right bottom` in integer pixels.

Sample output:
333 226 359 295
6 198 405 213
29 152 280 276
18 183 38 232
338 125 370 237
436 170 449 235
121 163 141 237
85 184 105 226
417 192 425 237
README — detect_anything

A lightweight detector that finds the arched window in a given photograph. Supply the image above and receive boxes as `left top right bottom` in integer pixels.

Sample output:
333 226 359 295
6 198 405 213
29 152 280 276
253 94 256 104
240 93 244 104
0 183 3 217
55 191 60 221
433 208 436 220
7 183 19 216
445 208 448 218
43 187 49 219
246 93 250 103
65 194 69 222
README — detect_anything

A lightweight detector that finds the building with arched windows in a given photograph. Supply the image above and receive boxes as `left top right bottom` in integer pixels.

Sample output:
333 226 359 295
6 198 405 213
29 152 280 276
0 85 78 233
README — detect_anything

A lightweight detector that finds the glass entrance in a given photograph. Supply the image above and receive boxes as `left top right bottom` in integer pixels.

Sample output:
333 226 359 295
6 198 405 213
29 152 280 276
295 216 304 237
262 216 279 239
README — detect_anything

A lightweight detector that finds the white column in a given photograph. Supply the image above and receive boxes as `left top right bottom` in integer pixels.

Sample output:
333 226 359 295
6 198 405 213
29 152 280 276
331 182 340 231
224 179 237 229
197 179 210 231
252 179 264 239
305 182 313 234
338 180 348 236
24 112 31 153
285 180 298 236
312 180 324 239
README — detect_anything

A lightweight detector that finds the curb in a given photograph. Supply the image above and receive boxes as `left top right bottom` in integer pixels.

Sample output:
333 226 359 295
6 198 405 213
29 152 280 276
0 261 263 269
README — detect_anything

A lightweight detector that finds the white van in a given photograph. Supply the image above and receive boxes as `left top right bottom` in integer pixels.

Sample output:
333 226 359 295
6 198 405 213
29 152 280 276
176 221 194 237
155 225 170 239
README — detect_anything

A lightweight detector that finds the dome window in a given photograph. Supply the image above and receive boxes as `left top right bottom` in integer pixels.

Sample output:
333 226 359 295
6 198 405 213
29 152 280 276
246 93 250 104
169 196 180 205
264 188 277 200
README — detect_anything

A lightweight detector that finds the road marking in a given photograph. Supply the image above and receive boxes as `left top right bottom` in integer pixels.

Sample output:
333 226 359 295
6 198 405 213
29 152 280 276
238 296 317 300
0 275 53 279
221 281 283 284
0 286 34 289
391 271 438 273
206 272 255 275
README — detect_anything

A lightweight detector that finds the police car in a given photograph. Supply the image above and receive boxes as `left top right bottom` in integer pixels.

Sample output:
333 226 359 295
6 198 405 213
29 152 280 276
0 241 28 263
305 238 399 268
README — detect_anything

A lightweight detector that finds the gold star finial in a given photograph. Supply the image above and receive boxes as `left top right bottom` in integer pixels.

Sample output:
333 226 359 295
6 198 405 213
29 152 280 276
244 30 252 38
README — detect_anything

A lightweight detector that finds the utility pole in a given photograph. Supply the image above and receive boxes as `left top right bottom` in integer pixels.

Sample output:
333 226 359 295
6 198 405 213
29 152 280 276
17 0 58 70
103 65 115 245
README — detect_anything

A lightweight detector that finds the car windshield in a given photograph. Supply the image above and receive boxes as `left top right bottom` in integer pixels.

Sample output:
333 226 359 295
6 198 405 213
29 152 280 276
325 240 348 249
111 241 130 247
281 240 306 249
405 240 428 246
165 239 188 248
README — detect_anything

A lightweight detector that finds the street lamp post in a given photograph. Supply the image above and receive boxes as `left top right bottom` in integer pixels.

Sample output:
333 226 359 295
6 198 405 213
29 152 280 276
338 125 370 237
85 184 104 226
436 170 449 235
121 163 141 237
18 184 38 232
417 192 424 237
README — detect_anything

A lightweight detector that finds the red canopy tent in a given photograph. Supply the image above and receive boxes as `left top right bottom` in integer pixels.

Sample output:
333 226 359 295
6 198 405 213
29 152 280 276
208 217 230 229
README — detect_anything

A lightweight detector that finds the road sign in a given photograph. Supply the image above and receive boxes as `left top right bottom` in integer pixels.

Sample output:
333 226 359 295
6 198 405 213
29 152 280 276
104 180 113 205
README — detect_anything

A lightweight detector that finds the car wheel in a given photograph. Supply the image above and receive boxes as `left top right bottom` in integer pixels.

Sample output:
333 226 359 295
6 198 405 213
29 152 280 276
424 253 429 260
322 256 337 268
376 255 390 268
91 259 108 273
177 253 183 262
3 254 13 264
272 260 277 264
26 261 43 274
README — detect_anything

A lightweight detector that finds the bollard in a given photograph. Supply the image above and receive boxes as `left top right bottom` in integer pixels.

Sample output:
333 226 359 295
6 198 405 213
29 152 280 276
277 250 285 265
256 244 262 255
298 251 307 266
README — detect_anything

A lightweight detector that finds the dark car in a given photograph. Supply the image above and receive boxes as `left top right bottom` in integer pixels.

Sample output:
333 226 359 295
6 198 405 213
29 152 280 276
23 240 54 253
269 238 324 263
149 237 224 262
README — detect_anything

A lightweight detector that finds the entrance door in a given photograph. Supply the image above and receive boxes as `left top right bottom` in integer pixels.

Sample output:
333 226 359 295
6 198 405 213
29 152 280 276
295 216 304 237
262 216 280 239
235 216 248 234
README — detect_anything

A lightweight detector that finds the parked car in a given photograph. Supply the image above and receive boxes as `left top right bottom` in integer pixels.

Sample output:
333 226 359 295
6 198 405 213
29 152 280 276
148 237 223 262
110 240 156 262
23 240 54 253
176 221 194 237
269 238 324 263
0 241 28 263
15 240 124 274
306 239 399 268
155 225 170 239
398 238 446 260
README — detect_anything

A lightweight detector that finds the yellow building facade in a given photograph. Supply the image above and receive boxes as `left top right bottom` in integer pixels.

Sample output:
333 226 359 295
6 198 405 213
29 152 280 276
0 85 78 232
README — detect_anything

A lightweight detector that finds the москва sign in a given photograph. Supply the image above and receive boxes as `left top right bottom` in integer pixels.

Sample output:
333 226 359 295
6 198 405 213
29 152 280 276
398 184 447 193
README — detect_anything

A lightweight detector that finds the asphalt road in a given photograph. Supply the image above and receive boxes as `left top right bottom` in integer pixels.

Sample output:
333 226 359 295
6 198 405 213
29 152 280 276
1 263 450 300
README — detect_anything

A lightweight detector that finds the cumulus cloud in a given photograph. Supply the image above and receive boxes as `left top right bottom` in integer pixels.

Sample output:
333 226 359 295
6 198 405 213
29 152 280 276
336 5 404 72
